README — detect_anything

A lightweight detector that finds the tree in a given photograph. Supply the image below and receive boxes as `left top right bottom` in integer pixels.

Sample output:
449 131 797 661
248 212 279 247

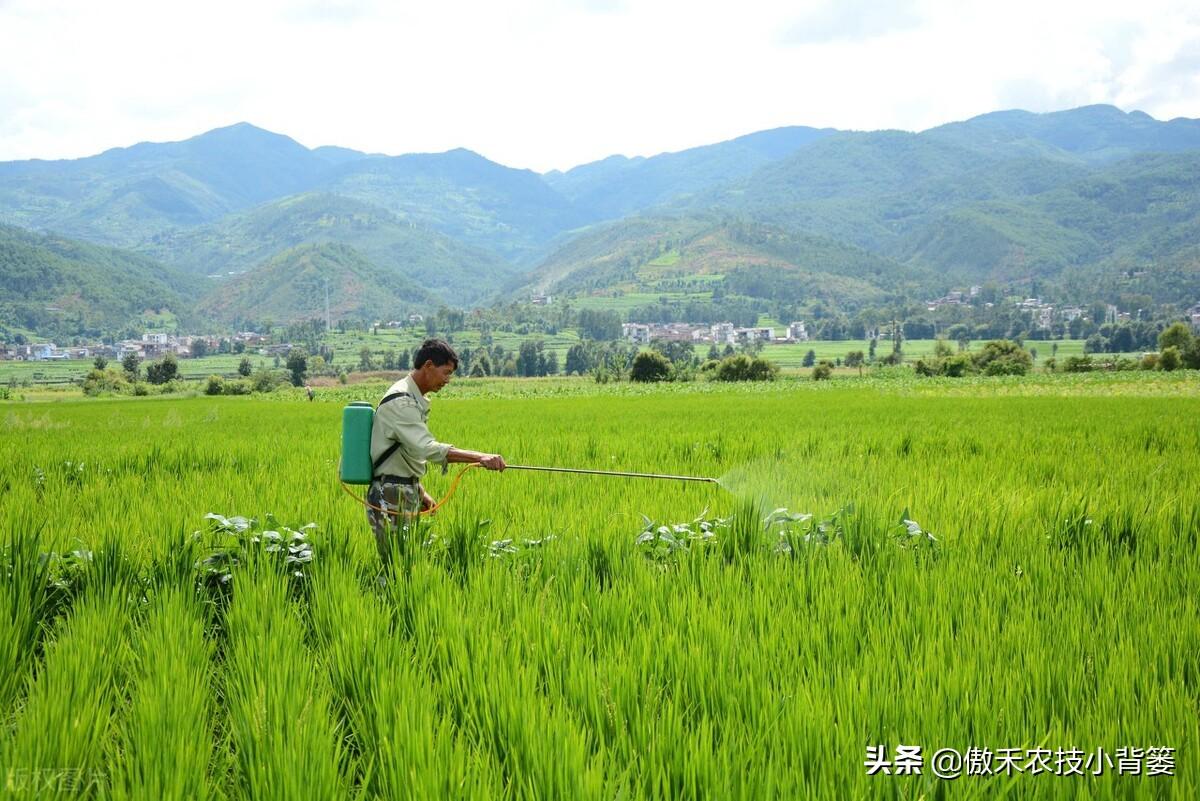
145 353 178 385
190 339 209 358
92 355 108 371
652 340 695 367
1184 338 1200 370
286 349 308 386
973 340 1032 376
233 340 246 354
802 349 816 368
845 350 865 375
516 341 544 377
868 338 877 362
1158 346 1181 372
238 357 253 377
546 351 559 375
358 347 375 372
122 352 141 381
565 344 590 375
811 360 833 381
1109 325 1134 353
1158 322 1194 353
712 354 778 382
630 351 671 383
578 309 622 341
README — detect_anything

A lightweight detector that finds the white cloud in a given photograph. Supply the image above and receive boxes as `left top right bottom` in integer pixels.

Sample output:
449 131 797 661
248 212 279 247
0 0 1196 171
780 0 923 44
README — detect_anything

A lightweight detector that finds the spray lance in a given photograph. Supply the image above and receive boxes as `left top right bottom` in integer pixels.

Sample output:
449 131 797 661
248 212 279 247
338 401 719 516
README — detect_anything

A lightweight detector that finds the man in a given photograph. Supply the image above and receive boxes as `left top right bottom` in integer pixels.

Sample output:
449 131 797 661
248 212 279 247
367 338 505 564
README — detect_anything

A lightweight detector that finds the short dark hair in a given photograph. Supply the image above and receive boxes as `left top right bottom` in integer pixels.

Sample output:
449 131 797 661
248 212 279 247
414 338 458 369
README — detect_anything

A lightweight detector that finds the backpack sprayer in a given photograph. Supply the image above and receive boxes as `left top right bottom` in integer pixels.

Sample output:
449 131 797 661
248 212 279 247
339 401 719 516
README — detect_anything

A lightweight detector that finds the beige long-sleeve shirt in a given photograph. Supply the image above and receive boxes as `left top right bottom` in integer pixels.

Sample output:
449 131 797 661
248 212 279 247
369 374 452 480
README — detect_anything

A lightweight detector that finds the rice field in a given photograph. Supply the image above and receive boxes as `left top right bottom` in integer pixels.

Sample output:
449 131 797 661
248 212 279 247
1 373 1198 799
0 338 1097 384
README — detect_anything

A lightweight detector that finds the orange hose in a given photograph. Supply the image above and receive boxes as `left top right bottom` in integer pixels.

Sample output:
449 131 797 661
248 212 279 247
341 463 482 518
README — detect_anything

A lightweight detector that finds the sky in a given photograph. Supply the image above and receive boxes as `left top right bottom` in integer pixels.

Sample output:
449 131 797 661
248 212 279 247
0 0 1197 172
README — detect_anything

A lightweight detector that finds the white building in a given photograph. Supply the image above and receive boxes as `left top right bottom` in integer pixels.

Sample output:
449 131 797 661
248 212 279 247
787 321 808 341
622 323 651 344
710 323 736 345
32 343 60 360
735 327 774 343
117 342 144 359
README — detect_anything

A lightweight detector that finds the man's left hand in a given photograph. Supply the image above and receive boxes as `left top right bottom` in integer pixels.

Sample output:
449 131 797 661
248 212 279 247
420 487 436 512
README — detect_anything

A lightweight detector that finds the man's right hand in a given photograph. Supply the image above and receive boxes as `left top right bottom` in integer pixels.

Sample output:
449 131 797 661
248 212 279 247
479 453 506 471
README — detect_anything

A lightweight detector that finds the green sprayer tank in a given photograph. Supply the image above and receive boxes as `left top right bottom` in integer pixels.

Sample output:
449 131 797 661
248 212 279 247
340 402 375 485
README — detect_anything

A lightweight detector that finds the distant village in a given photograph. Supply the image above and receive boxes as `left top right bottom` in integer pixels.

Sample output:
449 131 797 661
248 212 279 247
621 321 809 346
619 296 1200 346
6 293 1200 362
922 285 1137 328
0 332 281 362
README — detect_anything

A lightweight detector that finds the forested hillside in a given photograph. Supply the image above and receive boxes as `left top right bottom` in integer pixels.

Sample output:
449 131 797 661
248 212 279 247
0 224 202 338
1 104 1198 339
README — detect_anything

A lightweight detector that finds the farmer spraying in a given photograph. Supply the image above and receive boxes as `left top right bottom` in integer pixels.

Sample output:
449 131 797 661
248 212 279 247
341 338 718 564
366 338 506 563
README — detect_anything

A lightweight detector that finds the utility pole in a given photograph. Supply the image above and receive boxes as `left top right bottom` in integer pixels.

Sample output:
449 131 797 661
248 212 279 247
324 278 331 333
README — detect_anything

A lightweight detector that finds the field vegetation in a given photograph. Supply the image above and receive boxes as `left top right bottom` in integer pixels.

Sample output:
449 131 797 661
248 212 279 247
1 373 1197 798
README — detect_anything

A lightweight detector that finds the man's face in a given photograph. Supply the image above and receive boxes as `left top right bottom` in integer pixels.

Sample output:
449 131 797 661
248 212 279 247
426 362 456 393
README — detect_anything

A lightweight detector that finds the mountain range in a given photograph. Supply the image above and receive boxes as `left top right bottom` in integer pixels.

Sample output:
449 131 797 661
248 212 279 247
1 103 1198 336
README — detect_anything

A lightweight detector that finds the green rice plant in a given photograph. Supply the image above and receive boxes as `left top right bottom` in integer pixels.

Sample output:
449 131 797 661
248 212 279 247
221 567 347 801
308 555 498 799
110 587 214 801
0 521 56 718
0 374 1198 798
0 586 134 799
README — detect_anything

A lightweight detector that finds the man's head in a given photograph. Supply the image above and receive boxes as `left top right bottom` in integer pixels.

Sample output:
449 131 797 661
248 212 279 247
410 338 458 394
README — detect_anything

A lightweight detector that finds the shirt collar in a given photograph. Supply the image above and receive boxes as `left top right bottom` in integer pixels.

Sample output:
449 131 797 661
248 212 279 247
403 373 429 408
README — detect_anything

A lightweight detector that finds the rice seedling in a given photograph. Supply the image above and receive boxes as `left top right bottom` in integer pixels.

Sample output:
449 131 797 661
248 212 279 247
222 567 347 800
1 586 134 799
0 373 1196 798
110 587 214 801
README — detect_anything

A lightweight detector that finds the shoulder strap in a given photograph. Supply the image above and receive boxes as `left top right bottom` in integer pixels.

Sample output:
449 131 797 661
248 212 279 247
377 391 412 409
372 391 413 470
373 442 401 470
